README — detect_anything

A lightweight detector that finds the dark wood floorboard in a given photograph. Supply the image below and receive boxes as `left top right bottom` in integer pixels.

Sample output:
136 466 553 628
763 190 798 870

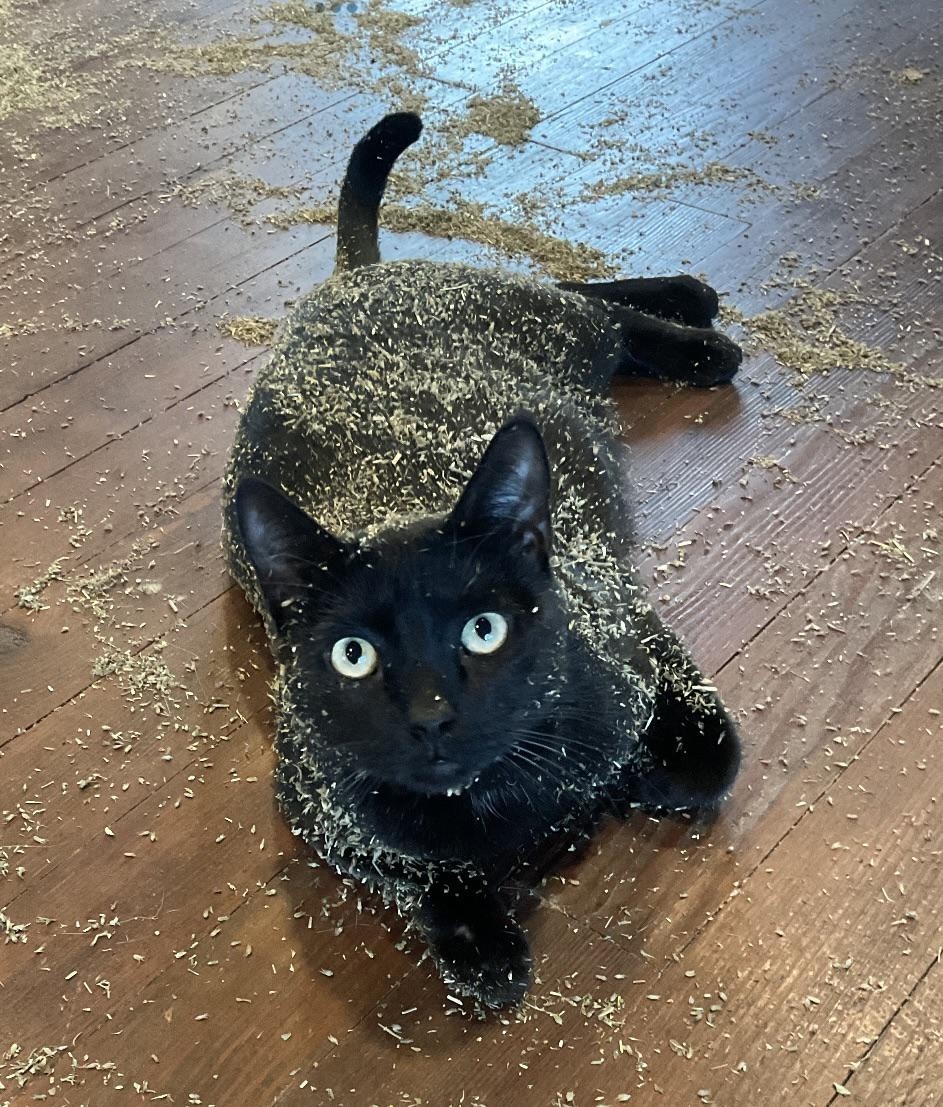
1 0 940 1103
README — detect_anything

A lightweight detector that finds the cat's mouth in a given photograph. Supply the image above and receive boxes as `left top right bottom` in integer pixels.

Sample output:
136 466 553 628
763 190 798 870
409 758 483 797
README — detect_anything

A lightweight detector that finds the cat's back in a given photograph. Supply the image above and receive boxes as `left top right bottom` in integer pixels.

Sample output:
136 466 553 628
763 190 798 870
271 259 620 392
224 261 648 725
227 261 624 531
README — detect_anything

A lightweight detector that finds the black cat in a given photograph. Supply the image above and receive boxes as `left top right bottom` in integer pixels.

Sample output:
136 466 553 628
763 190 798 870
223 112 741 1008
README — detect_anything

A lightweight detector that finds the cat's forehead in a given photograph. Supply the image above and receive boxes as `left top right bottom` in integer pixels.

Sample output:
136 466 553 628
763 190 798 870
340 530 527 620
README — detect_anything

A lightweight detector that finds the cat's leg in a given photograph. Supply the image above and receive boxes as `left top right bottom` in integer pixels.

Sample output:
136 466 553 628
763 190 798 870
558 276 719 328
608 304 742 387
623 609 741 812
415 876 532 1008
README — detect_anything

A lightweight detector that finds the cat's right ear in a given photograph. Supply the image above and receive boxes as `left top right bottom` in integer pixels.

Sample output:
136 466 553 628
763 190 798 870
234 478 346 626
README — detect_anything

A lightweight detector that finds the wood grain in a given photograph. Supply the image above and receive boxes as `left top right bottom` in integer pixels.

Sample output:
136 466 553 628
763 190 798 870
1 0 940 1103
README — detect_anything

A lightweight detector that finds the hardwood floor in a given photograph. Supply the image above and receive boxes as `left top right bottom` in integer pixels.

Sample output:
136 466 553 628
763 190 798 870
1 0 940 1103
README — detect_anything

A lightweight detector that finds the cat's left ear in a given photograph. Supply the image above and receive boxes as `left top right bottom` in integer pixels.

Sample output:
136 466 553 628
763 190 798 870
448 415 551 563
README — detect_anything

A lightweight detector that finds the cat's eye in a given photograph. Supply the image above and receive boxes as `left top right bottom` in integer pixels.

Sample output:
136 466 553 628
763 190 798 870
461 612 508 655
330 637 378 679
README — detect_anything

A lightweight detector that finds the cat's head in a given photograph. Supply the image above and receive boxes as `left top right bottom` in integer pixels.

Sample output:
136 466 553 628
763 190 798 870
235 417 573 801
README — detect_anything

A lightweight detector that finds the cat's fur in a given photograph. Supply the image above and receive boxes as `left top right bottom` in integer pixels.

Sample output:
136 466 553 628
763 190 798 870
223 113 742 1008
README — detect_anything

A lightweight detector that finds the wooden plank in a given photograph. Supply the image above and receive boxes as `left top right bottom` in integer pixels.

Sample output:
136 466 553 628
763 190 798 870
16 867 634 1107
532 0 928 189
835 962 943 1106
631 376 939 664
0 0 758 281
627 194 943 627
0 0 576 255
616 183 943 551
1 483 236 739
0 594 270 903
586 663 943 1106
426 0 761 104
32 855 417 1104
514 2 940 299
0 604 411 1086
0 0 269 185
0 71 341 261
0 227 335 490
0 206 333 413
0 366 254 600
696 63 943 294
0 709 350 1052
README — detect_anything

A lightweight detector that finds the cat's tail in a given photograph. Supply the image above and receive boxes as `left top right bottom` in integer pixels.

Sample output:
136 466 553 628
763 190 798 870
335 112 423 272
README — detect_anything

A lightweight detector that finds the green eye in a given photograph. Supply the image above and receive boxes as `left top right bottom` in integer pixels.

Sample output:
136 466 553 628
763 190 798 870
461 612 508 655
330 637 378 679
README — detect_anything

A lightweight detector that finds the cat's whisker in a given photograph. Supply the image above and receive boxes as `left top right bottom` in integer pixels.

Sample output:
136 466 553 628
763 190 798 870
471 783 513 821
514 741 601 766
516 751 586 788
507 725 601 746
332 768 375 809
503 747 571 793
509 741 598 790
507 728 606 758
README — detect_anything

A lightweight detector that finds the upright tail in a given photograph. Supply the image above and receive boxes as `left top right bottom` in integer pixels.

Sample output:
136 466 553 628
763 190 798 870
335 112 423 272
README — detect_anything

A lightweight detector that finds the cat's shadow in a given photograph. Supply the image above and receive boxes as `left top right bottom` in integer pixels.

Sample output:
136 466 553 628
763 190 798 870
280 802 731 1053
614 379 745 449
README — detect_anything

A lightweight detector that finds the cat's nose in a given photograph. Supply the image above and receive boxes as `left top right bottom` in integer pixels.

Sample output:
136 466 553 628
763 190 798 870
408 693 456 751
409 720 457 760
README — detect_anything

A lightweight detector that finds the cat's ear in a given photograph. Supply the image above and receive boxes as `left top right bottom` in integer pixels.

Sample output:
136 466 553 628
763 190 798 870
448 416 551 562
234 478 347 625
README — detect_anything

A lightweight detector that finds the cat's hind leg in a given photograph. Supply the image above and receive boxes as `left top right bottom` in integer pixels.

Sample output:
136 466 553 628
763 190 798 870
558 275 719 328
609 305 742 387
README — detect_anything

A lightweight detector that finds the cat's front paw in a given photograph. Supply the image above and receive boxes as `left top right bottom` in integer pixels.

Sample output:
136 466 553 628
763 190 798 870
678 328 742 386
419 888 533 1009
433 915 532 1009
